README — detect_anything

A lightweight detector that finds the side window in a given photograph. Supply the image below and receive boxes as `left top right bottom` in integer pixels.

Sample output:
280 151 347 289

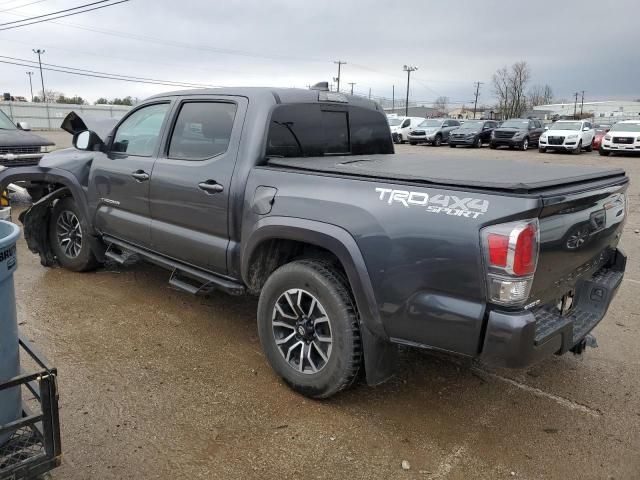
535 120 542 128
112 103 170 156
168 102 237 161
442 121 449 127
401 119 410 128
584 122 591 129
451 120 460 126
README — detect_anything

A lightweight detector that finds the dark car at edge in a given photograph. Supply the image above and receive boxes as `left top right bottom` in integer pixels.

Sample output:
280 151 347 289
449 119 498 148
490 118 545 150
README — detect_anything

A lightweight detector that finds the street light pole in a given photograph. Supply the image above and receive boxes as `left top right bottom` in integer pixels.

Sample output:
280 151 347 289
26 71 34 102
403 65 418 117
32 49 46 102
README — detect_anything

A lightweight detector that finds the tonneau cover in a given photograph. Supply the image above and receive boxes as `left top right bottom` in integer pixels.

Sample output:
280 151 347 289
267 154 626 193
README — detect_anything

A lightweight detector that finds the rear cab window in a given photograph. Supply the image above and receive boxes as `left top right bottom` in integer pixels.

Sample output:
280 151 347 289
266 103 393 158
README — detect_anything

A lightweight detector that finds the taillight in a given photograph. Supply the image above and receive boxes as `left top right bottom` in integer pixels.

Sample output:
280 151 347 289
481 219 539 306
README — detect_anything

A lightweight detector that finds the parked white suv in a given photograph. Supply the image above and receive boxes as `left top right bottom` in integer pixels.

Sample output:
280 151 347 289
599 120 640 156
538 120 595 154
388 116 425 144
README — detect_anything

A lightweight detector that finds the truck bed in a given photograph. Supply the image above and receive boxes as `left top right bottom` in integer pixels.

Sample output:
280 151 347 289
267 154 626 193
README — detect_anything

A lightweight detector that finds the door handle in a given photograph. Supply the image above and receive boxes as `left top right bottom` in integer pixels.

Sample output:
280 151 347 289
198 180 224 194
131 170 150 182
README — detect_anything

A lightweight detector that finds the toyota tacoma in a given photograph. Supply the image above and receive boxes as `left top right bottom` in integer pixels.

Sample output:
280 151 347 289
0 85 628 398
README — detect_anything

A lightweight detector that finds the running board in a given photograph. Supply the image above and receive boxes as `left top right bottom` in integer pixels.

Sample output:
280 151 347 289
102 235 245 296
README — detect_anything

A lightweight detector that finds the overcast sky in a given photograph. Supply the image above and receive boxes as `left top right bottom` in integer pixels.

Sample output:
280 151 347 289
1 0 639 106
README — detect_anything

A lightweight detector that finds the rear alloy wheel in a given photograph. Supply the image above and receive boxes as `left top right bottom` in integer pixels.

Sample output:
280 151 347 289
521 138 529 151
573 140 582 155
433 134 442 147
49 197 99 272
258 260 362 398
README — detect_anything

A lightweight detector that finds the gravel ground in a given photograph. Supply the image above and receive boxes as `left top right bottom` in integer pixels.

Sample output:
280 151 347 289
9 133 640 479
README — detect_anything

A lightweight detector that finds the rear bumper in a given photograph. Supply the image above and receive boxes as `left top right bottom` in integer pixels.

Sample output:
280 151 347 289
479 248 626 368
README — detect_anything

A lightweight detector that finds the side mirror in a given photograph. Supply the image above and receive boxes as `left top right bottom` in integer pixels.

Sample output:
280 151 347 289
16 121 30 131
544 126 549 131
73 130 102 151
583 127 590 131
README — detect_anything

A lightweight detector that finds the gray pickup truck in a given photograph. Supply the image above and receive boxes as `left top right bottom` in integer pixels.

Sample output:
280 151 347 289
0 86 628 398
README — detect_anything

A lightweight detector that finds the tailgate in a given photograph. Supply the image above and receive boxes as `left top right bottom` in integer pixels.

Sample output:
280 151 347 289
530 180 628 305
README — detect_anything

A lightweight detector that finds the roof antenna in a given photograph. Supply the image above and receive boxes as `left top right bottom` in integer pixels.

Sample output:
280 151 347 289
310 82 329 92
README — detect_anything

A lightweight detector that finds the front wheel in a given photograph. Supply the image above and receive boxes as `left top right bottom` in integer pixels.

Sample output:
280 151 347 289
409 141 417 145
257 260 362 399
585 141 593 152
572 140 582 155
433 134 442 147
49 197 99 272
474 136 483 148
539 147 546 153
599 148 610 156
489 143 497 149
397 134 404 144
521 138 529 151
449 143 456 148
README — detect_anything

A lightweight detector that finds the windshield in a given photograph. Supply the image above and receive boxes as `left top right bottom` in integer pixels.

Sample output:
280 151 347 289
500 119 529 128
550 122 582 131
387 118 403 126
610 123 640 132
0 110 17 130
459 120 484 129
418 119 442 128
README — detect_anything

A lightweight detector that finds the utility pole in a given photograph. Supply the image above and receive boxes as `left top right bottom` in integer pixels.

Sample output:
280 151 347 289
32 49 46 102
333 60 346 93
348 82 355 95
403 65 418 117
26 71 34 102
580 90 585 118
392 85 395 113
504 86 508 119
472 81 483 119
368 88 371 100
573 92 579 119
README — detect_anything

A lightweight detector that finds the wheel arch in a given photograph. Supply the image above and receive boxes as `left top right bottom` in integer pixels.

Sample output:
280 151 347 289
242 217 397 386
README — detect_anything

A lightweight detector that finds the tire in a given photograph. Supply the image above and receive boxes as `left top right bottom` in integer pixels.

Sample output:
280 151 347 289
474 136 482 148
599 148 610 156
397 134 404 144
433 134 442 147
449 143 456 148
572 140 582 155
489 143 497 149
521 137 529 151
538 147 546 153
49 197 99 272
257 260 362 399
585 141 593 152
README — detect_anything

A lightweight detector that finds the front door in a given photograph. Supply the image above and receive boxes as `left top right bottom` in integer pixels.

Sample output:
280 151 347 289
88 102 172 248
149 96 247 274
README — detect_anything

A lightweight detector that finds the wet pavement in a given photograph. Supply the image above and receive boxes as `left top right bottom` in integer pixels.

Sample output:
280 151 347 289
10 134 640 479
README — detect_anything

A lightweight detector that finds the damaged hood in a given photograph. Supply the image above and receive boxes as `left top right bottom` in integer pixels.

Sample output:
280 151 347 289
60 111 120 142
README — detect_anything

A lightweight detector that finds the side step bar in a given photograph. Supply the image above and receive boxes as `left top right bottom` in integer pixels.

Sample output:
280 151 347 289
103 235 245 296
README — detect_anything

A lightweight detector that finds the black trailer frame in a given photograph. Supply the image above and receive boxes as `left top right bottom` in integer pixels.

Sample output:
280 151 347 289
0 336 61 480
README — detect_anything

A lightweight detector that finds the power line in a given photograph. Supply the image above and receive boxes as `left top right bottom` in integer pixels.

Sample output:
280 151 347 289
0 0 129 31
0 0 49 13
0 58 220 89
0 55 215 87
0 0 112 26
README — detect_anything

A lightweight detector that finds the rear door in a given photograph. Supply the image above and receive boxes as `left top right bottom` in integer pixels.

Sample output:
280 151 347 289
88 101 172 248
148 96 247 273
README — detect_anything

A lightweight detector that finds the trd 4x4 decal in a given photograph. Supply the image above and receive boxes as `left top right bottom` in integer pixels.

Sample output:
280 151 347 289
375 187 489 218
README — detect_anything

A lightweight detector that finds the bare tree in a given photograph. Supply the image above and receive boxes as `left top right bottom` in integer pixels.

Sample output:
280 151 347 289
528 84 554 108
492 61 531 119
432 96 449 115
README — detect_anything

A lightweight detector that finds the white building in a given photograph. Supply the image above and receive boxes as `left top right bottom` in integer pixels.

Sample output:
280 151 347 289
533 100 640 121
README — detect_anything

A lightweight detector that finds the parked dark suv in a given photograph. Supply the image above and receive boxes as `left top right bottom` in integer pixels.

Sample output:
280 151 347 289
449 119 498 148
490 118 545 150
